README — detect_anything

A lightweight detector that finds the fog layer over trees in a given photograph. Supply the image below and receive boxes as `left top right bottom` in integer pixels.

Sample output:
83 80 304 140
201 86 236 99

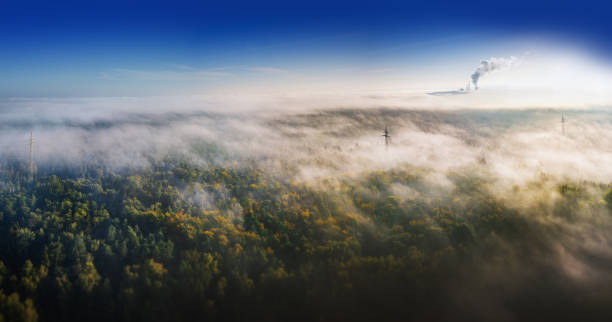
1 100 612 321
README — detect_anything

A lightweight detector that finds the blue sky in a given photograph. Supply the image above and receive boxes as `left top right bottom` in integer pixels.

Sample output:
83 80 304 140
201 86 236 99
1 0 612 97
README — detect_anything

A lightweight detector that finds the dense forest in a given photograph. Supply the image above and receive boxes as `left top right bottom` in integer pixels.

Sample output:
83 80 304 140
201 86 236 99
1 156 612 321
1 108 612 321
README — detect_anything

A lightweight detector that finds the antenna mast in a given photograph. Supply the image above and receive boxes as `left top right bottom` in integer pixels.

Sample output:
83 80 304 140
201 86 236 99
28 132 34 181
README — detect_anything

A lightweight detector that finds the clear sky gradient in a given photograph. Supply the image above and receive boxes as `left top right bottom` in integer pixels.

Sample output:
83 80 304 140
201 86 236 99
2 0 612 98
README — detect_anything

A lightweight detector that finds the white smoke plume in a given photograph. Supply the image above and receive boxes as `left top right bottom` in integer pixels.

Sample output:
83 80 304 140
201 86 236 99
471 56 520 90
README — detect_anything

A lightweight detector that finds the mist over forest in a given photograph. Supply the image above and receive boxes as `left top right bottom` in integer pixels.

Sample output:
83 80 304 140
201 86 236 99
1 96 612 321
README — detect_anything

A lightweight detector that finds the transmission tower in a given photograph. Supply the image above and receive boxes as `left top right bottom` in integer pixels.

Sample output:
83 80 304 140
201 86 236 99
382 126 391 147
561 112 565 136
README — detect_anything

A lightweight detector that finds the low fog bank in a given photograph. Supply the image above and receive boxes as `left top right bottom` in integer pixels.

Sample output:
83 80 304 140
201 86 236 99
2 98 612 187
3 97 612 320
3 98 612 213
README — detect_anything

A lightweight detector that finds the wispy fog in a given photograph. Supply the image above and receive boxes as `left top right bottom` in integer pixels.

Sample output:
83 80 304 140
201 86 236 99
3 95 612 320
2 96 612 185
